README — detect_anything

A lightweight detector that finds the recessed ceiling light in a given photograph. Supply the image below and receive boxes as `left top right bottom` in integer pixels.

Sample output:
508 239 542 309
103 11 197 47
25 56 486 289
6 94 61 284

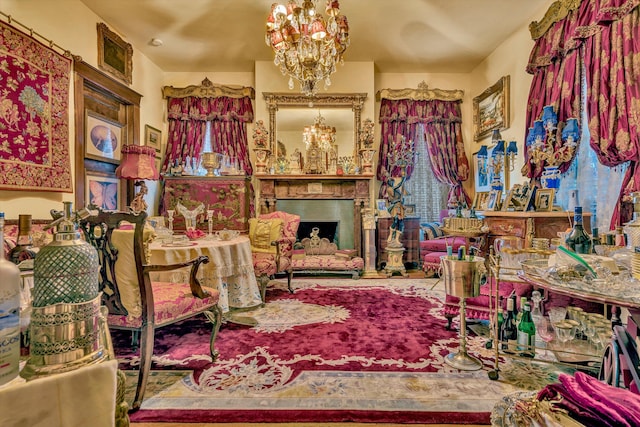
150 38 163 47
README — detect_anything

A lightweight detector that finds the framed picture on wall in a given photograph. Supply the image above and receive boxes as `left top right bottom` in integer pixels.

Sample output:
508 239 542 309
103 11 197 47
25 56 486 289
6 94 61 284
474 154 490 193
145 125 162 152
473 75 510 141
376 199 390 217
97 23 133 85
85 110 123 164
85 172 121 211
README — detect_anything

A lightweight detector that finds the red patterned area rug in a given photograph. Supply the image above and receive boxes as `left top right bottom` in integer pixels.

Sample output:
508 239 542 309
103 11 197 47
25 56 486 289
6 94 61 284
113 278 564 424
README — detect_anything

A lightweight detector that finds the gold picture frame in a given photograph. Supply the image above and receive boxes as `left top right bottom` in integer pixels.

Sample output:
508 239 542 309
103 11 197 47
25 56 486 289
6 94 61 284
535 188 555 212
472 191 490 210
486 189 502 211
473 75 510 141
97 23 133 85
145 125 162 152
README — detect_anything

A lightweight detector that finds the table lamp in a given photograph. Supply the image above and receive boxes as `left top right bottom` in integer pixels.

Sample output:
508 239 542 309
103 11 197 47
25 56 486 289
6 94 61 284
115 144 159 214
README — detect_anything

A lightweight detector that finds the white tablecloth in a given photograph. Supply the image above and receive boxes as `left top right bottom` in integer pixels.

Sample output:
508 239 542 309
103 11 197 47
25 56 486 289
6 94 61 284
0 360 118 427
149 236 262 313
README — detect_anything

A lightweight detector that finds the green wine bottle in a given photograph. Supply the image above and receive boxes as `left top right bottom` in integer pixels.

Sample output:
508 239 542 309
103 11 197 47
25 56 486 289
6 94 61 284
517 302 536 358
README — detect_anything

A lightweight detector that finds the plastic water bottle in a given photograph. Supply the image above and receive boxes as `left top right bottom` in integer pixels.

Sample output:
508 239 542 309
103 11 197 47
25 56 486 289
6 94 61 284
0 212 21 385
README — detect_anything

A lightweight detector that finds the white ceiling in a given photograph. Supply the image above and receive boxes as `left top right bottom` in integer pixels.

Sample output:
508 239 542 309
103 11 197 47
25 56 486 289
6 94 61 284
78 0 548 74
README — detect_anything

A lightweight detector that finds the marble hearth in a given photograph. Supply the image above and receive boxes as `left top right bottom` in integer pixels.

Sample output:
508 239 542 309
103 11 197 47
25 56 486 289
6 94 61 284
256 175 373 257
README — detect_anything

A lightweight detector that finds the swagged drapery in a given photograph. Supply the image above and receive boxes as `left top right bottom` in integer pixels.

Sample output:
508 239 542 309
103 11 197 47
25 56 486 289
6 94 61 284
377 83 471 208
526 0 640 227
162 79 255 175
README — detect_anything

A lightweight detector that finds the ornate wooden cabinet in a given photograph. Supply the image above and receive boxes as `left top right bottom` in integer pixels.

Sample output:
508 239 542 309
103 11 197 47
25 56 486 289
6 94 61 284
482 211 592 249
376 216 421 270
161 176 252 232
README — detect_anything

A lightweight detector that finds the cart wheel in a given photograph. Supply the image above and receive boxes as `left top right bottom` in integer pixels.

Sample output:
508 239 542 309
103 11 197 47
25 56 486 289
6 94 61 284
488 370 499 381
485 339 493 349
598 339 621 387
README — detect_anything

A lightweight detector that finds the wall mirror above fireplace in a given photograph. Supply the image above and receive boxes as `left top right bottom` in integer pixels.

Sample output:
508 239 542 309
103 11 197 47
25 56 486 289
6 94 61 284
263 92 367 172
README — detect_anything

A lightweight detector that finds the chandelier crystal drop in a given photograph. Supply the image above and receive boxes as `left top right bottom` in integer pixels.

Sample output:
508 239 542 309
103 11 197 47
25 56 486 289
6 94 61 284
266 0 350 96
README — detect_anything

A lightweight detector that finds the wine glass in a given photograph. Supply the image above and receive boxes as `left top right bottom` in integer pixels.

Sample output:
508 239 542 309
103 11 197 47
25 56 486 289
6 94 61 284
535 316 555 359
554 322 573 347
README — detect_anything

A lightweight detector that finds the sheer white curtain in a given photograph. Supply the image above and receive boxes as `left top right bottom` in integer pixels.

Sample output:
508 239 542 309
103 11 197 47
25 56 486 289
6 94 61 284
404 124 448 222
554 76 627 232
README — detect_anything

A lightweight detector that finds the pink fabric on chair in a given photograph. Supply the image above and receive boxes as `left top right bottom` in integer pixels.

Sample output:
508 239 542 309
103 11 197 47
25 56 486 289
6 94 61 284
420 236 466 253
444 278 534 322
423 251 447 277
251 211 301 299
107 281 220 328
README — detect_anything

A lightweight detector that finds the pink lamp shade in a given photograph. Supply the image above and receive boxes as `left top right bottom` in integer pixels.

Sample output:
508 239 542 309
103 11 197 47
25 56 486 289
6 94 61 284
115 145 159 181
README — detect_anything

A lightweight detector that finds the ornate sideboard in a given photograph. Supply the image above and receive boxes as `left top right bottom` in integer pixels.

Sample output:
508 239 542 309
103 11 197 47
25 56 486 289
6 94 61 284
255 174 373 257
481 211 592 249
161 176 252 232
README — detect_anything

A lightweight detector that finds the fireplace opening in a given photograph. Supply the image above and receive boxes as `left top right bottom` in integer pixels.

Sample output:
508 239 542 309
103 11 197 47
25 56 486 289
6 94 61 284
296 221 339 248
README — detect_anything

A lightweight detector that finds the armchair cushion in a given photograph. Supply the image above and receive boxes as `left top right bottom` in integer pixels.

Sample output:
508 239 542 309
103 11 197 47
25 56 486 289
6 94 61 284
112 228 156 318
108 281 219 328
420 222 445 240
258 211 300 257
248 218 283 254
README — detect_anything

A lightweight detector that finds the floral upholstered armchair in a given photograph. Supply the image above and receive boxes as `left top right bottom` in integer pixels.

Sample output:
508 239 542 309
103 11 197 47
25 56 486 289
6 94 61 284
249 211 300 302
79 210 222 412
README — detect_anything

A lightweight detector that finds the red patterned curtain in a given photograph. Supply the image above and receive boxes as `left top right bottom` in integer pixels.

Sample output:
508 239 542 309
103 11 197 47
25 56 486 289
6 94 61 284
526 0 640 226
164 95 254 174
523 8 583 179
584 1 640 226
377 97 470 207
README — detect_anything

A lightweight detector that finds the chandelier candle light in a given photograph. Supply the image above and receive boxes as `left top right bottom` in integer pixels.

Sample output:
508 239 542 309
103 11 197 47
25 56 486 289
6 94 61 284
525 105 579 189
266 0 350 96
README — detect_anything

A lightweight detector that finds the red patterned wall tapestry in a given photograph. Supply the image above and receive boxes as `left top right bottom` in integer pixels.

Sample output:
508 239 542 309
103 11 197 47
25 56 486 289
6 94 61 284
0 20 73 192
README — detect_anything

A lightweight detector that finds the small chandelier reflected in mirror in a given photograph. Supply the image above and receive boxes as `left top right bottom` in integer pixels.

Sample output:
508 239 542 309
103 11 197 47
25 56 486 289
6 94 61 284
303 111 336 151
265 0 350 96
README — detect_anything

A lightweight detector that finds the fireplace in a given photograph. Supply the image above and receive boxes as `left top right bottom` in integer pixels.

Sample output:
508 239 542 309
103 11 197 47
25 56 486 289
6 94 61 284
297 221 339 246
256 175 372 256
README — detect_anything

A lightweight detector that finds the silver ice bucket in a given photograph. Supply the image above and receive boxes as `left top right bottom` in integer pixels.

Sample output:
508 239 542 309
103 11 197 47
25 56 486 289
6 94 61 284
21 294 112 380
440 256 485 298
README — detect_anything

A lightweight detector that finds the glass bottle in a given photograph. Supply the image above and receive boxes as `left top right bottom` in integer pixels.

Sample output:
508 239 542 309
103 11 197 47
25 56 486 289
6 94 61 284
0 212 21 386
565 206 592 254
615 226 626 247
516 296 527 325
591 227 601 253
530 290 543 323
517 302 536 358
500 297 517 354
9 214 37 265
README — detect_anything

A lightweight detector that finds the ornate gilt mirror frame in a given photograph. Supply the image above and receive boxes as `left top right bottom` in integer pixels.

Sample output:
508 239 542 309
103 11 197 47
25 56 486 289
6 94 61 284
262 92 367 167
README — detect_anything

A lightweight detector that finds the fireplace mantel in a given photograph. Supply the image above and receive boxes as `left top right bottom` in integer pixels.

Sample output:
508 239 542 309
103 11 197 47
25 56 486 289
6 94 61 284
256 174 373 256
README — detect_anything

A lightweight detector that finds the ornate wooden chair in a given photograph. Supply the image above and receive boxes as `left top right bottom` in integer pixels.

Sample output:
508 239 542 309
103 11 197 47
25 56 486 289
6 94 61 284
249 211 301 301
79 209 222 412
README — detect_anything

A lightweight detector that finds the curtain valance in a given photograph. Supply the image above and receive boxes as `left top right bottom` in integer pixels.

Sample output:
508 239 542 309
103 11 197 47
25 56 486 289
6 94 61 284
527 0 640 72
166 96 254 123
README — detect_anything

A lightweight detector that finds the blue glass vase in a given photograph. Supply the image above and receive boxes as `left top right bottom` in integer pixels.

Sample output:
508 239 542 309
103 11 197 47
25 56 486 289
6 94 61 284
541 166 561 190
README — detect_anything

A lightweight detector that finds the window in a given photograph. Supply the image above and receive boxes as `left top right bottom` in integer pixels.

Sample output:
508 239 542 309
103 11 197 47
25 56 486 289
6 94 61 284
404 124 448 222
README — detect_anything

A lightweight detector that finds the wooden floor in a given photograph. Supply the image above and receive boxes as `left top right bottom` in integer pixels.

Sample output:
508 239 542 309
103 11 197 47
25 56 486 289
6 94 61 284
134 424 488 427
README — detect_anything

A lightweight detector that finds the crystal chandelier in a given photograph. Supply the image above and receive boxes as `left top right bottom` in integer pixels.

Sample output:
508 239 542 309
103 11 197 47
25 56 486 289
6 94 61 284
303 111 336 151
265 0 350 96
